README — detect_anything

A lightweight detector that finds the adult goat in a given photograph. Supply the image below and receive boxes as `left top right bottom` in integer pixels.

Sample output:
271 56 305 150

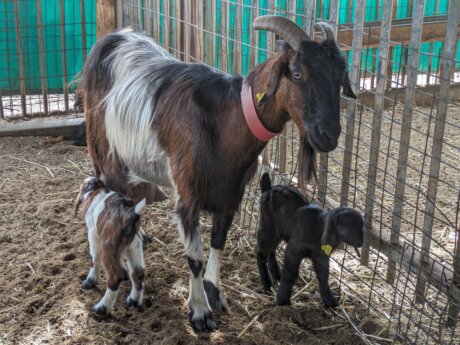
79 16 356 330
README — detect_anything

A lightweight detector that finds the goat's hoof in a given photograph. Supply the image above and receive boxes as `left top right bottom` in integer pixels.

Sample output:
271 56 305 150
324 295 340 308
92 305 108 316
126 296 141 308
275 298 291 306
82 278 96 289
189 309 216 331
203 280 228 313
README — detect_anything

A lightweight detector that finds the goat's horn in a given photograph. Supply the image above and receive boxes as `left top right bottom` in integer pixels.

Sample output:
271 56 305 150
314 22 336 41
253 15 310 51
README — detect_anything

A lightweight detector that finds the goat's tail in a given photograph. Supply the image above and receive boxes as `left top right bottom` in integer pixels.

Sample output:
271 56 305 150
260 173 272 193
123 198 147 239
79 30 130 103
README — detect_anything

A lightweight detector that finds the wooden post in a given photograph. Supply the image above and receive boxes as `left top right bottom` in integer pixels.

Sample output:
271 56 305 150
13 0 27 117
362 0 395 267
36 0 48 116
97 0 117 39
387 0 426 285
59 0 69 112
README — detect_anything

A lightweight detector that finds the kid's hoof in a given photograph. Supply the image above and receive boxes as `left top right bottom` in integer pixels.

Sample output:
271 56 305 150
82 278 96 289
126 296 141 308
92 305 108 316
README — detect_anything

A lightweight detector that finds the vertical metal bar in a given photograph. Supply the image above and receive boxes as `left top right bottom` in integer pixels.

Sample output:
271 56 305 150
165 0 171 50
361 0 394 267
204 0 212 65
339 0 365 206
13 0 27 117
0 90 3 119
59 0 69 112
317 0 339 206
415 0 458 304
195 0 204 62
249 0 257 69
80 0 87 61
387 0 426 285
234 0 242 73
184 0 191 62
174 0 182 60
266 0 275 55
449 191 460 324
36 0 48 116
220 0 228 71
329 0 339 28
304 0 316 36
116 0 122 29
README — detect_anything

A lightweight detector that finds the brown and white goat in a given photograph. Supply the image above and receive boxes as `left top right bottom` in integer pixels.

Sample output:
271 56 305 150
78 16 356 330
74 177 146 315
256 173 363 307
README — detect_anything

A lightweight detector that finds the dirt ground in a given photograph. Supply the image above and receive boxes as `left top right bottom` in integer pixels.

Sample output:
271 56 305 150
0 136 378 344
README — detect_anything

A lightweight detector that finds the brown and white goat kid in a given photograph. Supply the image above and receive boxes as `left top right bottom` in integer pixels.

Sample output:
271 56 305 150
256 173 363 308
74 177 146 315
78 16 356 330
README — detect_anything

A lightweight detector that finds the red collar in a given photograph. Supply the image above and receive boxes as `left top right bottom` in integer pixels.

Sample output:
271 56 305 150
241 81 281 141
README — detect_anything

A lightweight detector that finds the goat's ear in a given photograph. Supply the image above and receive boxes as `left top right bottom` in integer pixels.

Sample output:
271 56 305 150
265 53 290 100
134 198 147 216
73 192 83 218
321 214 339 248
341 71 357 99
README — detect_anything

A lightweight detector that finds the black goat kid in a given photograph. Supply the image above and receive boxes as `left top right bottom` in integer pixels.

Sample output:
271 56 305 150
256 173 364 307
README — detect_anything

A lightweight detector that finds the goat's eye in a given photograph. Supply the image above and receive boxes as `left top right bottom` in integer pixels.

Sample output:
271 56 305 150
293 72 302 80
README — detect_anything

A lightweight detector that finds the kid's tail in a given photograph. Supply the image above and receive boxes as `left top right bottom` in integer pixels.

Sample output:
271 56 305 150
260 173 272 193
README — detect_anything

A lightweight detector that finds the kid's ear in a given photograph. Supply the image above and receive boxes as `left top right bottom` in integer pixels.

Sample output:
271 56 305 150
321 215 339 249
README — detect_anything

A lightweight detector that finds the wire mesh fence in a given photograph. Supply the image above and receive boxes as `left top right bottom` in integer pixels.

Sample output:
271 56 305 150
0 0 95 119
119 0 460 343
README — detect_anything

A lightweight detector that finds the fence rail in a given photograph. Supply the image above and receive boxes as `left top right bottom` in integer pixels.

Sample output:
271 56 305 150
119 1 460 344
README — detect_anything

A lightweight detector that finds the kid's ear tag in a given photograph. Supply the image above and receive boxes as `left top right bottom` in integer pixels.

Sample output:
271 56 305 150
256 92 267 105
321 244 333 256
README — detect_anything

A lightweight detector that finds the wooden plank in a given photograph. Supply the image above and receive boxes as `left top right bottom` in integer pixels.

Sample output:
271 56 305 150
335 16 460 50
340 0 365 207
13 1 26 117
205 0 214 66
361 0 395 268
387 0 426 285
174 0 182 60
59 0 69 113
0 118 84 138
415 0 458 307
36 0 48 116
97 0 117 39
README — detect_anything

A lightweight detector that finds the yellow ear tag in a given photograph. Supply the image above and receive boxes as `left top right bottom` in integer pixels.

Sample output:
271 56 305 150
321 244 333 256
256 92 266 103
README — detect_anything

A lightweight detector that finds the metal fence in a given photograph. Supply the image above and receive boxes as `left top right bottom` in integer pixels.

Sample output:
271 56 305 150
0 0 95 118
119 1 460 344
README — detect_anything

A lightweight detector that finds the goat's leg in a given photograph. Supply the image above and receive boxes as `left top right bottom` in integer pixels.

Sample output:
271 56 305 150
256 251 272 293
268 250 281 281
177 203 216 331
312 257 339 308
124 237 145 308
82 229 101 289
93 256 124 315
203 211 234 313
276 245 302 306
